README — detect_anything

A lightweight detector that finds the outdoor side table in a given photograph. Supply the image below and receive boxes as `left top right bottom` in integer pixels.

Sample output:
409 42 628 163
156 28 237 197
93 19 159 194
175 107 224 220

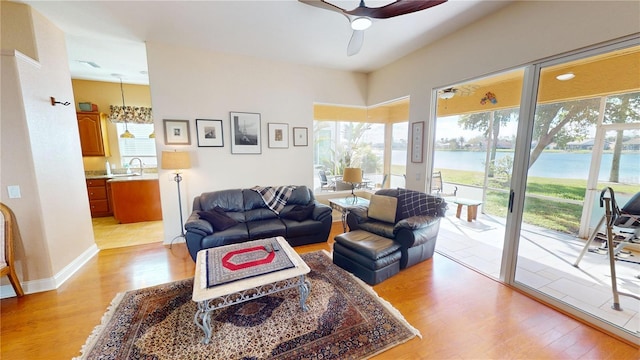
450 198 482 222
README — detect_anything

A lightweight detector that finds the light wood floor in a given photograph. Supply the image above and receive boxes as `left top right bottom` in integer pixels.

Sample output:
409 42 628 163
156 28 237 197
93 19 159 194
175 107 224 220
91 216 164 249
1 222 638 359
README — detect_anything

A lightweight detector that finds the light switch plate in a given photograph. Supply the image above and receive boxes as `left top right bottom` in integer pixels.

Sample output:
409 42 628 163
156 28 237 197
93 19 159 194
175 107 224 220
7 185 21 199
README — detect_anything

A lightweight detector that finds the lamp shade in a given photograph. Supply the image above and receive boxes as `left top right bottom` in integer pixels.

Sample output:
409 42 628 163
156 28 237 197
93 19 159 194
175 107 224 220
342 168 362 184
161 151 191 170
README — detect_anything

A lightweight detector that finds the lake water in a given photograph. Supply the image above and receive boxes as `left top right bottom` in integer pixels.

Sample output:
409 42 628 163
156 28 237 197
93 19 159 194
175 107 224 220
393 150 639 183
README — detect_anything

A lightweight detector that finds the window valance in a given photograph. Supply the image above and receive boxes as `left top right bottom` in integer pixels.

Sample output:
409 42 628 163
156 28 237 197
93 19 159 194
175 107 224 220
109 105 153 124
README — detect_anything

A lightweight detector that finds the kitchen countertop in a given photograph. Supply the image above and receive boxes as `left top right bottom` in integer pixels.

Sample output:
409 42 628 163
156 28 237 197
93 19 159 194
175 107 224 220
86 173 159 182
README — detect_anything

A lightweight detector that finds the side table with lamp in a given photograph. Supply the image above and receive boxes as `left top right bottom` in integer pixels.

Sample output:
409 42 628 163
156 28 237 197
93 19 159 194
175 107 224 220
330 167 369 232
161 150 191 247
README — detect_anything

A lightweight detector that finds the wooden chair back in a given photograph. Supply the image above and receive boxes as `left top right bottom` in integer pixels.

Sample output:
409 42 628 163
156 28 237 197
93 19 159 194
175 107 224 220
0 203 24 297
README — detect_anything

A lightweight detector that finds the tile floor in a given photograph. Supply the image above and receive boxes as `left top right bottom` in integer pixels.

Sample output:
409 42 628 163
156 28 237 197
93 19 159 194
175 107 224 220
436 207 640 337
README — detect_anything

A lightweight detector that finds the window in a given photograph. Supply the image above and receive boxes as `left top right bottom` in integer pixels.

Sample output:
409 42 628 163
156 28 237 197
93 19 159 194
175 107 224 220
116 123 157 167
312 99 410 192
314 121 385 178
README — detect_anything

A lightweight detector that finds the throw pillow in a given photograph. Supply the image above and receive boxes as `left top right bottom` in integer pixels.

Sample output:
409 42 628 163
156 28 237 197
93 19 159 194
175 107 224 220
282 204 315 221
198 207 238 230
367 194 398 223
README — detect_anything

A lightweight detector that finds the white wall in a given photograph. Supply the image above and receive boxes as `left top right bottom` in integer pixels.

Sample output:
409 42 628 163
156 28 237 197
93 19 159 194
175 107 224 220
367 0 640 191
1 2 97 296
145 42 367 242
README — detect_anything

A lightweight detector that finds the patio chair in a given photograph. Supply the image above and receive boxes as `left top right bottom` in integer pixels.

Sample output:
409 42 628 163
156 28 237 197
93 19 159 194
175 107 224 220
0 203 24 297
318 170 335 192
432 171 457 197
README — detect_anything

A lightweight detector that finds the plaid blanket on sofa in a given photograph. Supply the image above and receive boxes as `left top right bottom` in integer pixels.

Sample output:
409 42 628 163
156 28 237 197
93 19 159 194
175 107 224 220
251 185 297 214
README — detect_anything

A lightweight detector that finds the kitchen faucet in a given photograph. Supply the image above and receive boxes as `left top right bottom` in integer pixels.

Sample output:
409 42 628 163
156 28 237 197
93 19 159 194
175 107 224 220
129 157 143 175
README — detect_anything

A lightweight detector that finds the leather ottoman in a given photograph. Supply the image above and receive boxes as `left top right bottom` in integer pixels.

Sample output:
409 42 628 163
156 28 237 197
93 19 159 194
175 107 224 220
333 230 402 285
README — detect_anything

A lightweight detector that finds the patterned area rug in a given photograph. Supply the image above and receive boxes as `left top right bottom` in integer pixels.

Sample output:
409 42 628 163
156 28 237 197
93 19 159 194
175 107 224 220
75 251 421 359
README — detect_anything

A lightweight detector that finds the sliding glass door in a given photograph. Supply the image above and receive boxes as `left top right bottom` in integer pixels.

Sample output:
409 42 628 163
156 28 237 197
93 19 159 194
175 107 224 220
433 69 523 279
431 39 639 343
512 43 639 341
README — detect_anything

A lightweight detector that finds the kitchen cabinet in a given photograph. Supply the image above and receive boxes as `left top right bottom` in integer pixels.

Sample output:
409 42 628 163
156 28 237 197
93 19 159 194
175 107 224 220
86 178 112 217
110 178 162 224
77 112 110 156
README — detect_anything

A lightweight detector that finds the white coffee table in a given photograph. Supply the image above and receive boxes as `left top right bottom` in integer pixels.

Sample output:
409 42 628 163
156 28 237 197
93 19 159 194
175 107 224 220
192 236 311 344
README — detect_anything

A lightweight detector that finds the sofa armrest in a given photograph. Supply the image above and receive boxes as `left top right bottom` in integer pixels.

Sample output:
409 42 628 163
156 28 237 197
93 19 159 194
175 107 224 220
394 216 441 249
312 201 332 222
184 212 213 236
346 206 369 231
394 215 439 232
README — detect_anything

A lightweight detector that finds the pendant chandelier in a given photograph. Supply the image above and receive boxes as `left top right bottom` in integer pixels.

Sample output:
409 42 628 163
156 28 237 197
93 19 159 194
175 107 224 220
117 78 135 138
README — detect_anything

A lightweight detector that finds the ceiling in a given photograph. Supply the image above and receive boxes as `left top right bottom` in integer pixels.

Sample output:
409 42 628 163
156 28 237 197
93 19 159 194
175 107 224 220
21 0 512 85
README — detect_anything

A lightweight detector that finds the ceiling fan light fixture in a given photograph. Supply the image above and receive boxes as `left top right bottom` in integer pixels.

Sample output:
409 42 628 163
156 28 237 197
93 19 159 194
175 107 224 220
351 17 372 30
556 72 575 81
439 90 455 99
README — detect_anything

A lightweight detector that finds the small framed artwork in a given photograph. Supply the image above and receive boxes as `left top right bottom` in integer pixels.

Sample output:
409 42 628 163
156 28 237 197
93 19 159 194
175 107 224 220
230 111 261 154
163 119 191 145
411 121 424 163
293 127 308 147
268 123 289 148
196 119 224 147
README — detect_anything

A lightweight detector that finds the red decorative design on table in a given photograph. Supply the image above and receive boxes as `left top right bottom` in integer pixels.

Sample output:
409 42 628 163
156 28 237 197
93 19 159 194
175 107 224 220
221 246 275 271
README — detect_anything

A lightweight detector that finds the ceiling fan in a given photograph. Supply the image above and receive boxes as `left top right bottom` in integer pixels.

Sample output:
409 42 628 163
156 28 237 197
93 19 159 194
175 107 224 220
438 87 457 99
299 0 448 56
438 84 479 99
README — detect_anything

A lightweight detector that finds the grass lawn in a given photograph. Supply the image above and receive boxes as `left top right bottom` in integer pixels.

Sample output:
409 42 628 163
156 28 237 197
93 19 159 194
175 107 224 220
438 169 640 234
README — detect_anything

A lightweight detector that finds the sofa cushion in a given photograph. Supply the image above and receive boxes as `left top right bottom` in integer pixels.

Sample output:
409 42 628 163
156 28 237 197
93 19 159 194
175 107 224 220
198 207 238 230
367 194 397 223
397 188 444 219
282 204 315 221
199 189 244 212
287 186 312 205
246 219 286 239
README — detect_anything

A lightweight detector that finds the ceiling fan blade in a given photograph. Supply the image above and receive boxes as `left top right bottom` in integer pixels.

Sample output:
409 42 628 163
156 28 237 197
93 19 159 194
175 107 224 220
347 30 364 56
346 0 448 19
298 0 346 15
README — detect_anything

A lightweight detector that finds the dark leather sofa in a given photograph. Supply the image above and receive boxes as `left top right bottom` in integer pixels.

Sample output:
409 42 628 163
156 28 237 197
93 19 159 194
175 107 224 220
184 186 332 261
345 188 447 269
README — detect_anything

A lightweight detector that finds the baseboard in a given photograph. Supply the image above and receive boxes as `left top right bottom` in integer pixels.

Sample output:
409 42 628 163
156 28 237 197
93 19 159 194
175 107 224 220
0 244 99 299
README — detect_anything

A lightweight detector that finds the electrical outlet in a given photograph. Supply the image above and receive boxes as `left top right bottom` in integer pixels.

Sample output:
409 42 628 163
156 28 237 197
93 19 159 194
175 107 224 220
416 173 421 181
7 185 21 199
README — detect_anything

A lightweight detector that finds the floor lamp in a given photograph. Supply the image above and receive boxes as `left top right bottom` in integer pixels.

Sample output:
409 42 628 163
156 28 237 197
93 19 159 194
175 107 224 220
161 150 191 247
342 167 362 204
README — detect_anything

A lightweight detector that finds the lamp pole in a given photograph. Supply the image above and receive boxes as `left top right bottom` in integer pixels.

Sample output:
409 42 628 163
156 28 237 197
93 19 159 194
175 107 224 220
170 171 185 247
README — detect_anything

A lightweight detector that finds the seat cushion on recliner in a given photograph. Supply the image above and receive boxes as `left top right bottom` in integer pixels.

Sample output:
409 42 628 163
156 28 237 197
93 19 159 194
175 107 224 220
358 221 395 239
368 195 397 223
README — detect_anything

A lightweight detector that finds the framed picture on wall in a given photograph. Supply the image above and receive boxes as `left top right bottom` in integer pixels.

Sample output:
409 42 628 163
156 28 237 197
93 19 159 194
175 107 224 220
196 119 224 147
230 111 261 154
293 127 308 146
268 123 289 148
163 119 191 145
411 121 424 163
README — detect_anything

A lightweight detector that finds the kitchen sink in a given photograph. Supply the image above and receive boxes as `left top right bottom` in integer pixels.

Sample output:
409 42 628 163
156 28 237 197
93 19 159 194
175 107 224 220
110 173 141 177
